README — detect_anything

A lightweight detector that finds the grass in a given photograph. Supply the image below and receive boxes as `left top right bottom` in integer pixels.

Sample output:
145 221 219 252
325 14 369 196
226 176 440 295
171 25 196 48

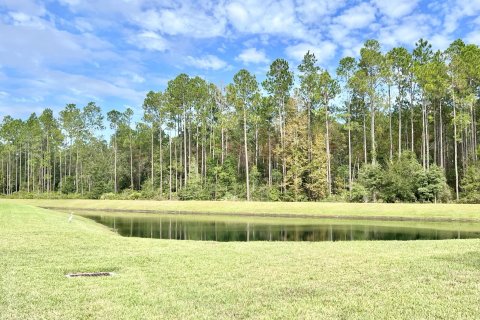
4 199 480 220
1 202 480 319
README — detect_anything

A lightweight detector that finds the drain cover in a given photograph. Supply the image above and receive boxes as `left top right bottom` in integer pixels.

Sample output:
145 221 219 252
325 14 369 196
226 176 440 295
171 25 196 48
66 272 114 278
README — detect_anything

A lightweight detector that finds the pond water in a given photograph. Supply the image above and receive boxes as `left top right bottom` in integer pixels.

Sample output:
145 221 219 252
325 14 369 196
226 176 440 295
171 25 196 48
75 211 480 242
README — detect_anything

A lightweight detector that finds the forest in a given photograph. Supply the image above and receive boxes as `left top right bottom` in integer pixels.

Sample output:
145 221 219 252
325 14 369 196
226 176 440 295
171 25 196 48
1 38 479 203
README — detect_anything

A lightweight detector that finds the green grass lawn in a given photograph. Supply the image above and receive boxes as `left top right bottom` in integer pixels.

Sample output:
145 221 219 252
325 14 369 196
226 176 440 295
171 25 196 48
4 199 480 221
1 202 480 319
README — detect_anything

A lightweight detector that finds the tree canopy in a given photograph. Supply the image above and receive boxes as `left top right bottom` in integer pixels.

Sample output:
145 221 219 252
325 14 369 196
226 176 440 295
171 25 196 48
1 38 479 203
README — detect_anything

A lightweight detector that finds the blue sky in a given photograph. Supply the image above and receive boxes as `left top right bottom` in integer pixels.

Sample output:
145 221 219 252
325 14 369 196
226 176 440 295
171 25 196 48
0 0 479 120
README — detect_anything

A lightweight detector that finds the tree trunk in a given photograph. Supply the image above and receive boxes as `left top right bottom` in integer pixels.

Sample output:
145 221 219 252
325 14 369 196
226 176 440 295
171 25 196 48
363 104 367 164
243 106 250 201
221 126 224 165
398 86 402 158
439 100 444 168
279 98 286 194
325 101 332 196
348 101 352 199
151 127 154 186
114 134 117 193
370 98 376 165
130 132 133 189
75 145 79 193
388 85 393 161
470 102 477 162
159 125 163 195
169 135 172 200
59 149 62 190
410 82 415 153
268 131 272 187
434 102 438 165
183 103 188 186
421 96 426 169
453 91 459 201
255 125 258 167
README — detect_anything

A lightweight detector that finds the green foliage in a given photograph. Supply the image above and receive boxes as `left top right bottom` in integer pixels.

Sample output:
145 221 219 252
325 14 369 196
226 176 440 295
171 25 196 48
305 132 328 200
87 181 110 199
211 156 239 200
350 182 369 202
283 112 309 201
100 192 117 200
355 153 451 203
461 164 480 203
1 38 479 203
358 163 384 202
382 152 422 202
414 165 451 203
178 161 209 200
61 176 76 194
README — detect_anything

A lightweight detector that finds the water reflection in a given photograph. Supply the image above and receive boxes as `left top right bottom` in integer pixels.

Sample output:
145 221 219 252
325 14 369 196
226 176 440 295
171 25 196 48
76 212 480 242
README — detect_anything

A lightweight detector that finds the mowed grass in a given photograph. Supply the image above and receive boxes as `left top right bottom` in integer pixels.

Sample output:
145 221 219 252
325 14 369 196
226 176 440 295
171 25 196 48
4 199 480 220
1 203 480 319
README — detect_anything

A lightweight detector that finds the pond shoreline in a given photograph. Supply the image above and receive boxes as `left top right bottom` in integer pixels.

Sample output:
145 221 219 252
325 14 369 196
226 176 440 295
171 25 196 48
41 206 480 223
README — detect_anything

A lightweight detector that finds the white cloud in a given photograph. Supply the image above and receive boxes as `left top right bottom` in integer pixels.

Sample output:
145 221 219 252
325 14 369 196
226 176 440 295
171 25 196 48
375 15 432 48
0 20 115 69
8 11 46 29
465 31 480 44
442 0 480 33
285 41 337 65
185 55 228 70
340 41 364 59
429 34 453 50
131 73 145 84
73 18 94 32
236 48 268 64
226 0 308 39
134 7 226 38
373 0 419 19
2 0 480 119
133 31 169 52
328 23 363 46
337 3 377 30
0 0 46 16
295 0 347 24
58 0 82 6
0 68 145 118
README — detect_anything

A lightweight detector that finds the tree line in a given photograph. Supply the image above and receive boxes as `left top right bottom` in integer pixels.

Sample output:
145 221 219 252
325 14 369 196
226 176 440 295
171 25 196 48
1 39 479 203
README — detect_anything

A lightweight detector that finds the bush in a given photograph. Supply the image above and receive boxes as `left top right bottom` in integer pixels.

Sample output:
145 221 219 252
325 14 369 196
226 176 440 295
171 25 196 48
415 165 451 203
382 152 421 202
100 192 117 200
61 176 76 194
127 191 142 200
3 191 85 200
461 164 480 203
349 183 369 202
87 181 111 199
358 163 384 202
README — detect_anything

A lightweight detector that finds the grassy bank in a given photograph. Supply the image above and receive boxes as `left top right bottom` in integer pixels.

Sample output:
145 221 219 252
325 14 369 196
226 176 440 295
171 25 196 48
4 199 480 220
1 203 480 319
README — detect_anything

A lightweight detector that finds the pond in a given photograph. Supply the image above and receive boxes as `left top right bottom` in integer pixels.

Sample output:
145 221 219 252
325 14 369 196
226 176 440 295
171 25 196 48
74 211 480 242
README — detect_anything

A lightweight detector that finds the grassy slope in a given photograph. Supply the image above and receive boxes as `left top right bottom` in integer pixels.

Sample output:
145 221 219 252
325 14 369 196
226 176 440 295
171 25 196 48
1 203 480 319
4 199 480 220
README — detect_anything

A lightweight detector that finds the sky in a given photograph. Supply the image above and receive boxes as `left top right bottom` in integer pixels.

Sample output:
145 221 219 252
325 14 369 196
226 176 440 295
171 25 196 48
0 0 479 120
